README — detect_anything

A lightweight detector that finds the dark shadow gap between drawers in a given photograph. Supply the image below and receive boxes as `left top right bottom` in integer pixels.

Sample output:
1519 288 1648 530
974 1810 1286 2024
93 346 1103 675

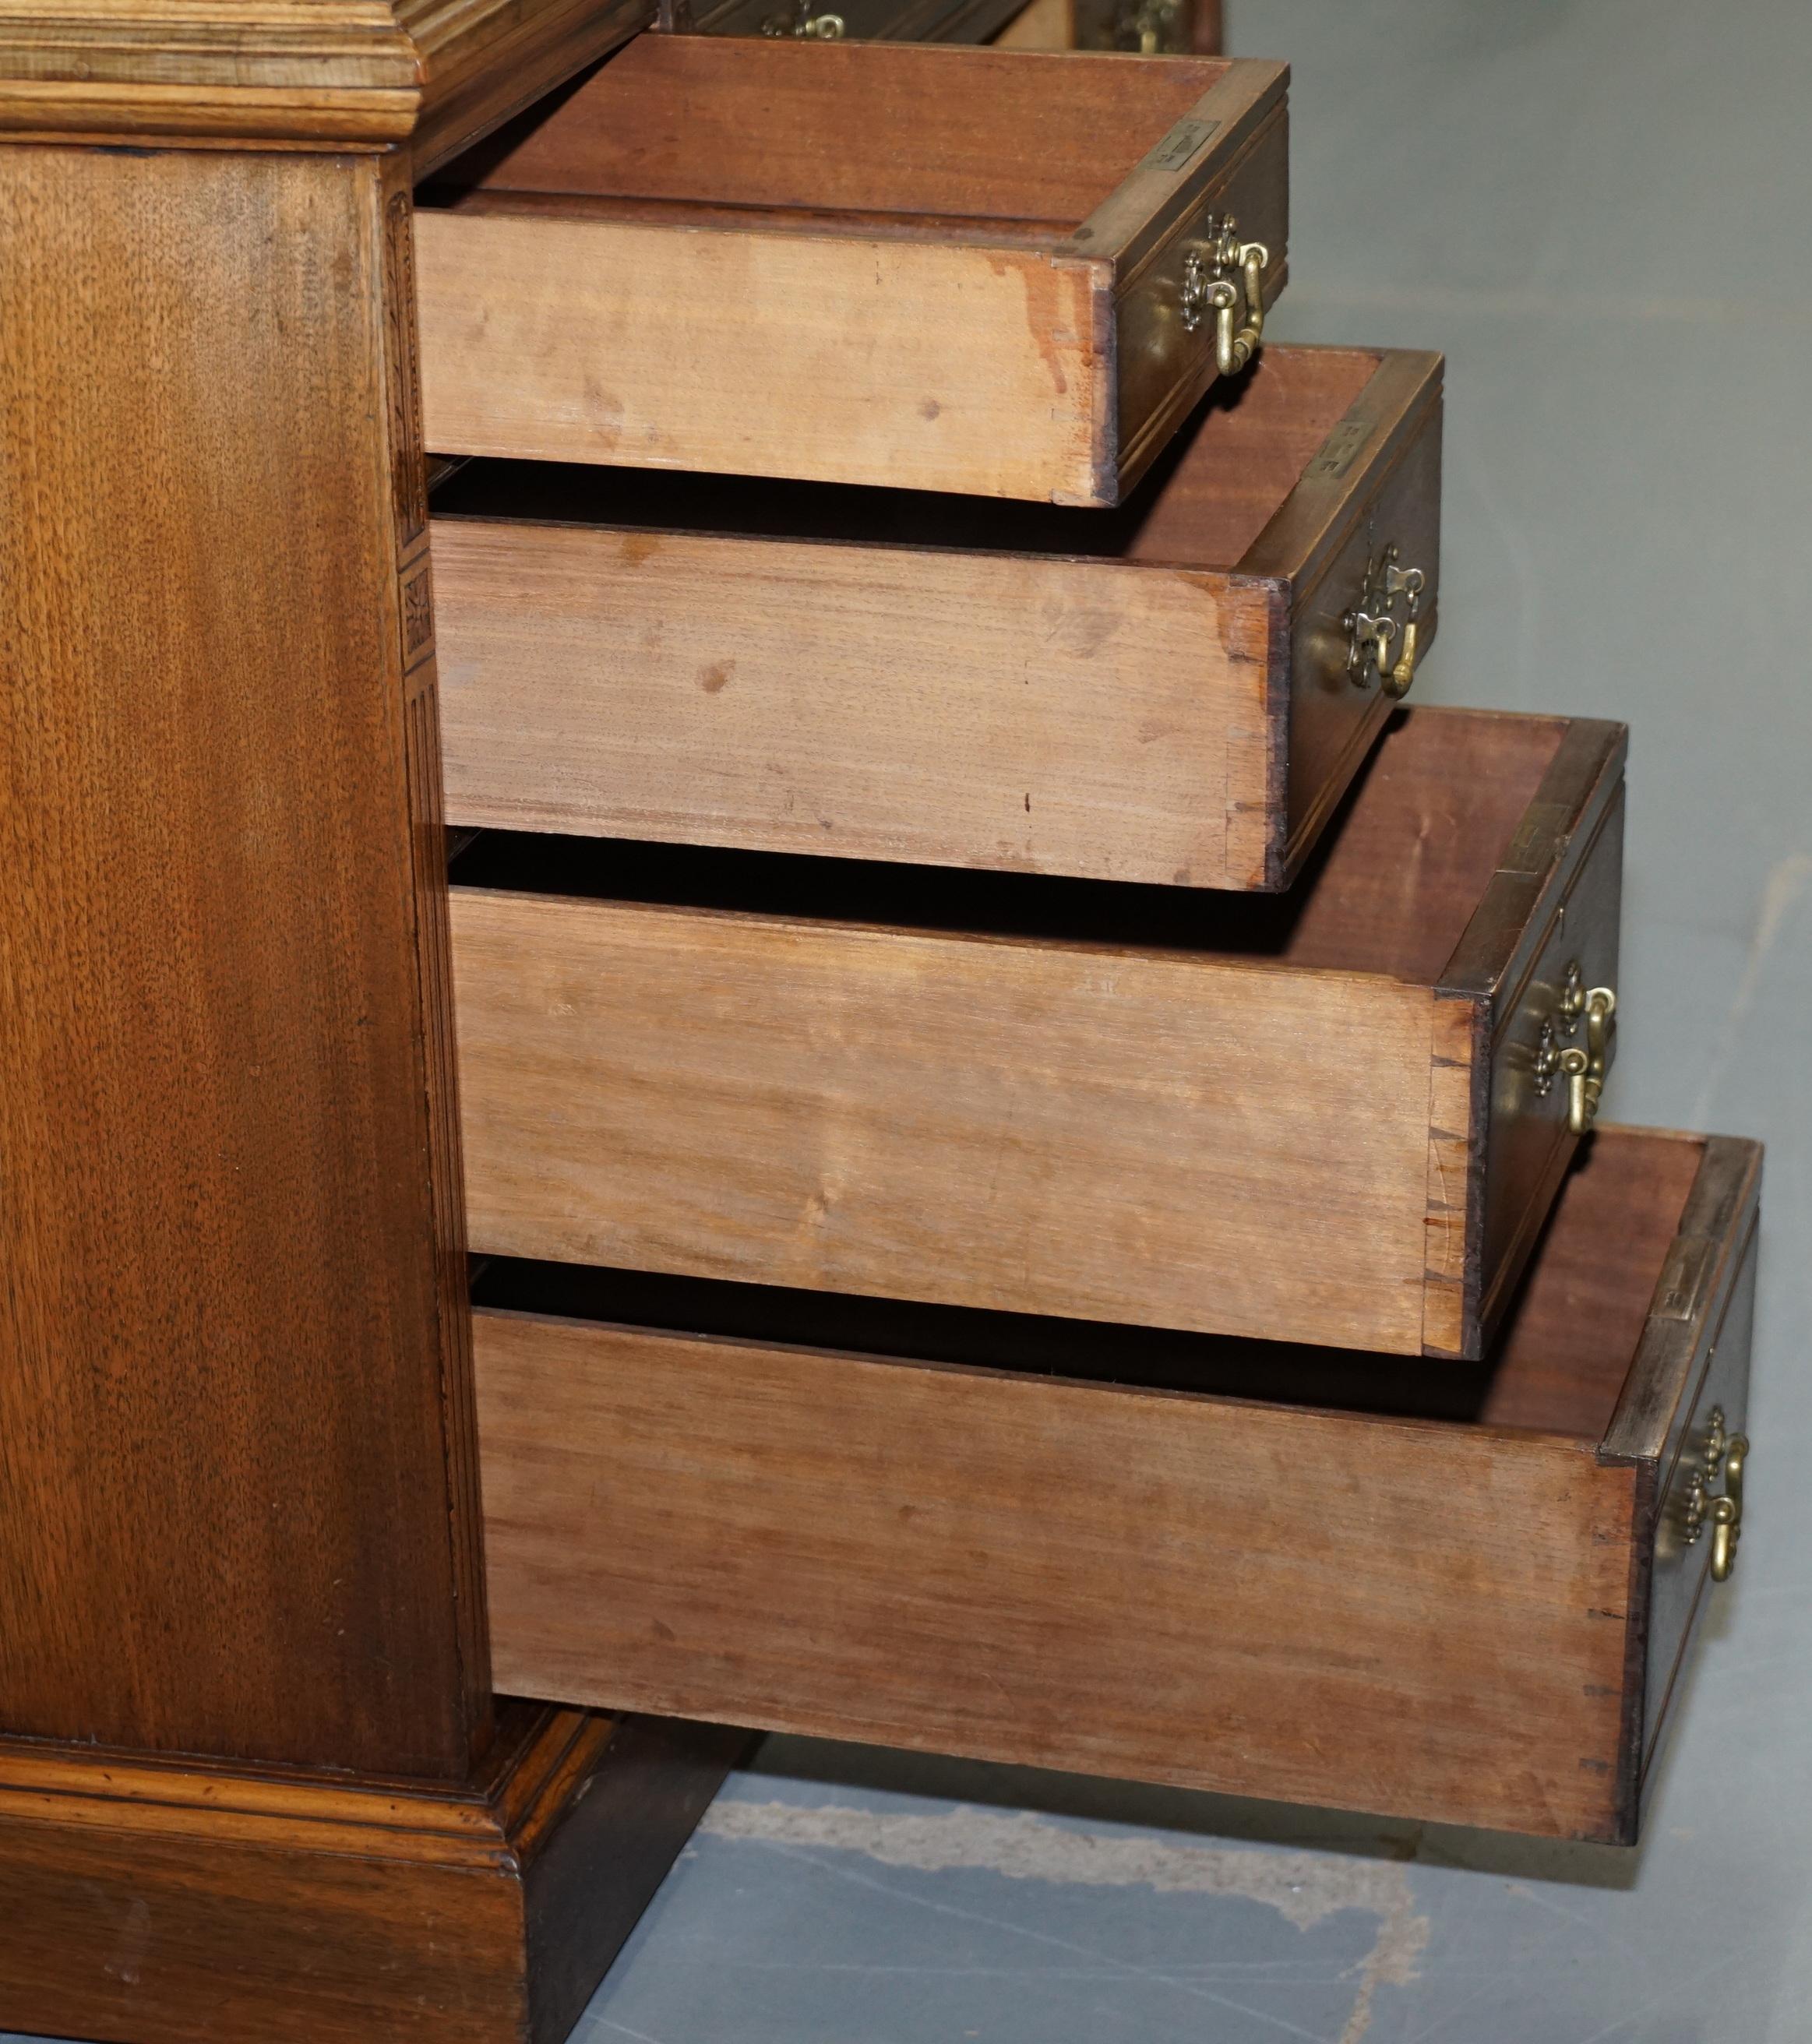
472 1127 1702 1442
448 706 1564 981
429 346 1384 572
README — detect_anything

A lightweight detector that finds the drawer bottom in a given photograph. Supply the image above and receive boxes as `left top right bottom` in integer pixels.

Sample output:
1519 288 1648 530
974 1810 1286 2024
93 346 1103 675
472 1128 1759 1841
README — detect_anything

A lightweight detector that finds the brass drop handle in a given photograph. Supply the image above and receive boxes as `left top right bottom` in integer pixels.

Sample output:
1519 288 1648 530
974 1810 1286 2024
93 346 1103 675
1180 220 1270 377
1343 548 1427 699
1714 1435 1748 1581
1117 0 1183 50
1532 965 1616 1133
1385 621 1419 699
1205 243 1268 378
1558 984 1616 1136
1683 1408 1750 1583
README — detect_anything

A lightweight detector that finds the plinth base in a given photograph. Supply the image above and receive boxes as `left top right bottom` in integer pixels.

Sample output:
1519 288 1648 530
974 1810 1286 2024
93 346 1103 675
0 1704 742 2044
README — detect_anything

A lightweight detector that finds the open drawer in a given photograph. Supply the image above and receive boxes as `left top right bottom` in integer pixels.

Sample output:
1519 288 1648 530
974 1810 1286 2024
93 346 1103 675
449 707 1623 1360
434 345 1440 890
681 0 1031 41
471 1128 1762 1842
414 37 1288 503
693 0 1220 53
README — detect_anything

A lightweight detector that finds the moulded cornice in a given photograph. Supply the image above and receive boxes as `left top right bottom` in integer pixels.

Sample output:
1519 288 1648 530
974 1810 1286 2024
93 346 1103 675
0 0 650 153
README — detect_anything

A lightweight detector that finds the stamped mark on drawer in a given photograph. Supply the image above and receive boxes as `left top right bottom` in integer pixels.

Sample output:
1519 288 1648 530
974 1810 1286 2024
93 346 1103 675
1143 117 1220 174
1502 801 1576 876
1306 418 1375 481
1655 1236 1715 1323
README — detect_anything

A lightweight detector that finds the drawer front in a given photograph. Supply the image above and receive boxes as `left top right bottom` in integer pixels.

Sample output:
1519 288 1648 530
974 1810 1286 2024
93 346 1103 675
1638 1184 1760 1800
1112 94 1289 499
1476 778 1627 1350
1274 368 1444 881
1419 714 1629 1360
415 41 1289 503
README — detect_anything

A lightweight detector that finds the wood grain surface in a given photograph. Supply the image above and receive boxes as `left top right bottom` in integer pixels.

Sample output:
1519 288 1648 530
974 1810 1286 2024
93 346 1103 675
433 344 1438 890
481 1319 1632 1835
434 525 1274 884
474 1128 1756 1842
437 36 1230 220
0 145 485 1774
420 210 1111 499
0 1706 742 2044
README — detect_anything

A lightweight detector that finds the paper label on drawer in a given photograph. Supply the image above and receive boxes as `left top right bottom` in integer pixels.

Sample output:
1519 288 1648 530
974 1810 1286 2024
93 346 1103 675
1144 118 1220 173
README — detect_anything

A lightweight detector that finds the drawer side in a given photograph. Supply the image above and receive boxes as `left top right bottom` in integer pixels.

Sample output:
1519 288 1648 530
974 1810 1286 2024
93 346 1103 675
1109 87 1289 502
1601 1134 1763 1841
477 1311 1640 1838
417 212 1108 501
435 519 1277 887
452 889 1437 1352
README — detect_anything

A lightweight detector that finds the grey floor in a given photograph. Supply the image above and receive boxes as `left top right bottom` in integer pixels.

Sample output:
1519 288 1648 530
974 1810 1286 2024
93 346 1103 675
20 3 1812 2042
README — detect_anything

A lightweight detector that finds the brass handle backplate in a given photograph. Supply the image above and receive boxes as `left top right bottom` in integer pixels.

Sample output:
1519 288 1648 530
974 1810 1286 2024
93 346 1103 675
762 2 844 31
1683 1405 1750 1583
1532 963 1616 1134
1343 544 1427 699
1180 217 1270 377
1114 0 1184 49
